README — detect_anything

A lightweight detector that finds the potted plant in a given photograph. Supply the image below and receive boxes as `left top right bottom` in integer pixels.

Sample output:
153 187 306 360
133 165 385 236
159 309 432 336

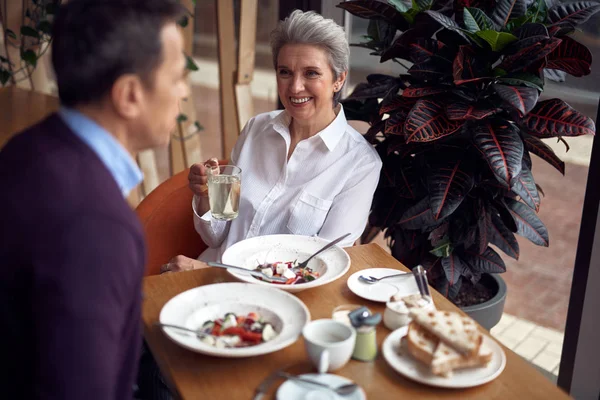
337 0 599 328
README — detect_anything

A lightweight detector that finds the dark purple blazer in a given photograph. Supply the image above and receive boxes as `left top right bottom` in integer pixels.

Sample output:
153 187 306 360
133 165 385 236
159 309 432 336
0 114 146 399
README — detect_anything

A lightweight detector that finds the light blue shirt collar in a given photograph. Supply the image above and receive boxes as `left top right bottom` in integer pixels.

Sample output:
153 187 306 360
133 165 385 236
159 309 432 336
59 107 143 197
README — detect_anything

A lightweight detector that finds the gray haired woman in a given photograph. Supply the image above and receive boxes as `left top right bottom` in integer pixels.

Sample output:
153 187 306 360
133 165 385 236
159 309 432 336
165 10 382 272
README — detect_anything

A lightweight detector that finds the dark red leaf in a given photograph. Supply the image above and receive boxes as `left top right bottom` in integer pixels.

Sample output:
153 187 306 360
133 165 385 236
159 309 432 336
434 275 462 299
523 135 565 175
547 1 600 28
489 211 520 259
442 253 467 285
493 84 539 116
427 159 474 220
399 197 437 229
492 199 518 232
491 0 527 28
473 122 524 187
408 58 451 80
446 101 502 120
546 36 592 77
511 165 541 211
499 38 562 72
475 200 491 254
379 95 416 115
409 39 445 64
524 98 596 138
453 45 488 84
364 120 385 142
513 23 549 39
337 0 409 30
405 99 464 142
507 198 549 246
403 86 449 98
421 10 471 42
463 247 507 273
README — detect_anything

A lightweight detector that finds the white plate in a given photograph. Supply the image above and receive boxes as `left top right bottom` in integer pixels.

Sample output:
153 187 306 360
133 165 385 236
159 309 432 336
221 234 351 293
382 326 507 388
276 373 366 400
159 282 310 358
347 268 420 302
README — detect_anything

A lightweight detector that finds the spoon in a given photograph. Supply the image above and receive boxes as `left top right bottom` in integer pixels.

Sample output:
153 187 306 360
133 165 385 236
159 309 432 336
207 262 288 283
154 322 215 339
296 233 351 269
277 371 358 396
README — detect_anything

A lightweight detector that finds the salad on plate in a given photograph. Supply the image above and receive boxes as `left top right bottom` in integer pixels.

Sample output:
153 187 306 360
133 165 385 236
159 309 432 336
254 260 320 285
199 311 277 348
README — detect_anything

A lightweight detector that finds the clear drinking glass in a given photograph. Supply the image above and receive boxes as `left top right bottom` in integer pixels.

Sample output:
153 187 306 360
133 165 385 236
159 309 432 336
206 165 241 221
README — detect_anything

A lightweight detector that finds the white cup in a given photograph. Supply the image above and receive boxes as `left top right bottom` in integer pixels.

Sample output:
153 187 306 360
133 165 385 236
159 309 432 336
302 319 356 373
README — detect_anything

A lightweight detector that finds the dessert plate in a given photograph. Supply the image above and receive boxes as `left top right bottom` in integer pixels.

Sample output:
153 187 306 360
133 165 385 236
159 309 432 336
347 268 420 302
276 373 366 400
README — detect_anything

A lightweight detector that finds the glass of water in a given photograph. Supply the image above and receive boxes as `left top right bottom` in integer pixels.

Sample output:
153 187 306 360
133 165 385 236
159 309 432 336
206 165 241 221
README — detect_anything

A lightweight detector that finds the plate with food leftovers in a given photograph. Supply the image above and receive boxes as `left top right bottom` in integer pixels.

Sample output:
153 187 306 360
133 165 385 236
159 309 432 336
221 234 351 293
382 309 506 388
158 282 310 357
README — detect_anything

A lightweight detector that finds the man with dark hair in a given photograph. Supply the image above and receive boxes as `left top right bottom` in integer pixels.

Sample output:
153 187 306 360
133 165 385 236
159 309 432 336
0 1 188 399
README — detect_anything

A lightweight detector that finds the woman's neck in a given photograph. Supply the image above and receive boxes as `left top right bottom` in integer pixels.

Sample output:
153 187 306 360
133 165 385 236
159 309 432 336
289 106 337 141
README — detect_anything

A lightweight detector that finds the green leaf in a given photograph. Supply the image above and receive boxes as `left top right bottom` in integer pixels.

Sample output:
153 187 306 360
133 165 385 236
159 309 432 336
194 121 204 131
20 26 39 39
176 113 188 123
185 54 198 71
463 7 494 32
177 15 188 28
475 30 518 51
402 8 421 24
389 0 410 12
0 68 11 85
498 72 544 91
21 49 37 68
505 14 532 31
529 0 548 23
6 29 17 39
37 20 52 35
412 0 433 11
493 67 508 77
430 238 453 258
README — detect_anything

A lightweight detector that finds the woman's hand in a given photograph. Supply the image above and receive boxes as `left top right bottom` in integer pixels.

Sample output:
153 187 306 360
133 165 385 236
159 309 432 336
188 158 219 197
160 255 209 273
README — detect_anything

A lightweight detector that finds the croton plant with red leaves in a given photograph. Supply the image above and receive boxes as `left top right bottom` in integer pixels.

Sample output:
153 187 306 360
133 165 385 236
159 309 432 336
338 0 599 299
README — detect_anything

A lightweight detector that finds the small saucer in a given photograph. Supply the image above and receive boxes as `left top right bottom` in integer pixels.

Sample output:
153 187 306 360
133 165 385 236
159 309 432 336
347 268 420 302
276 373 366 400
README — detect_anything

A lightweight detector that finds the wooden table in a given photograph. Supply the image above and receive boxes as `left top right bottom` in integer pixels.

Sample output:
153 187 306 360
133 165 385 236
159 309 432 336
0 86 59 149
142 243 570 399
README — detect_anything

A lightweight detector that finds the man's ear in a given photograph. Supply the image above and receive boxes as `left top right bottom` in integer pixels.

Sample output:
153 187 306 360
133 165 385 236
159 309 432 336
111 74 144 119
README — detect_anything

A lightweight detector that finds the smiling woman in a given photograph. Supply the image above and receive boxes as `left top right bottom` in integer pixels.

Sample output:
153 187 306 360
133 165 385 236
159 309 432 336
165 10 382 272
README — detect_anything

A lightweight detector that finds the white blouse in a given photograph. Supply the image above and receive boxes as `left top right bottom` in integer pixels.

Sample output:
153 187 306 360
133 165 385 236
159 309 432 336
193 105 382 261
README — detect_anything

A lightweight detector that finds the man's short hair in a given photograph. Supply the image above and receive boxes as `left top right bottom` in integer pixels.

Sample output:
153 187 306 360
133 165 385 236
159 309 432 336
52 0 186 107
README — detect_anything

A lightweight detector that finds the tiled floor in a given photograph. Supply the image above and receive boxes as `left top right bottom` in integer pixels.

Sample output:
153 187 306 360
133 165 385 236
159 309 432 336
491 313 564 376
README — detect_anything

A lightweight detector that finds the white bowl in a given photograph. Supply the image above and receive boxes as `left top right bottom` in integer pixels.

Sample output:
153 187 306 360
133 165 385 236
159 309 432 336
159 282 310 358
221 234 351 293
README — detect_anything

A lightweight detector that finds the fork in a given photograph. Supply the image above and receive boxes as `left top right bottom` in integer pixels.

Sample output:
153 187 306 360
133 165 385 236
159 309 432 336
358 273 412 284
296 233 351 269
208 262 288 283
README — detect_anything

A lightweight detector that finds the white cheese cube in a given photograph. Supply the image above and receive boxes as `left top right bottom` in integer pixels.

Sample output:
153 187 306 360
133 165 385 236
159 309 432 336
275 263 287 276
260 267 273 277
282 268 296 280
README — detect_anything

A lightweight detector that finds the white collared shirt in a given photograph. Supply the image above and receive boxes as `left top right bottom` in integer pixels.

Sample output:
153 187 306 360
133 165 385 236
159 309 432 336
193 105 382 261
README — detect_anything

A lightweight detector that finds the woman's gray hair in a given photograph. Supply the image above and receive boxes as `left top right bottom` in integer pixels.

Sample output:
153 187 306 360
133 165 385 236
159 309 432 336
270 10 349 107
